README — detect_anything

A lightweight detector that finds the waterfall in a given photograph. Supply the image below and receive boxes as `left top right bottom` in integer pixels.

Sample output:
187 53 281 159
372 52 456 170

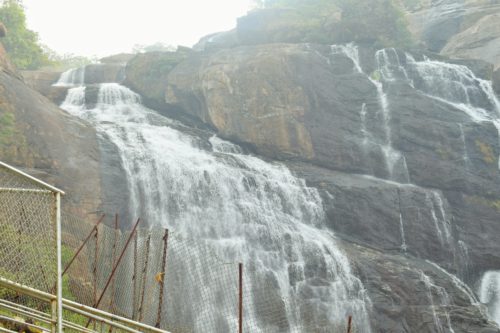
398 213 407 252
59 79 372 332
419 271 455 333
53 67 85 87
458 124 470 171
425 191 452 247
330 44 410 183
479 271 500 326
405 54 500 169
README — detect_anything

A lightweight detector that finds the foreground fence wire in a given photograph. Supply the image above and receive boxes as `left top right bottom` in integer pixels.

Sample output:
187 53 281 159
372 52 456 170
61 213 362 333
0 161 359 332
0 161 65 331
0 165 57 292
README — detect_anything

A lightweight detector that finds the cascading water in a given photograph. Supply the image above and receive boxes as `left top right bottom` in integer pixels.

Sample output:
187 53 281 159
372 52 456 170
458 124 470 171
425 191 452 247
331 44 410 183
53 67 85 87
330 44 461 259
404 53 500 170
59 73 372 332
419 271 455 333
479 271 500 326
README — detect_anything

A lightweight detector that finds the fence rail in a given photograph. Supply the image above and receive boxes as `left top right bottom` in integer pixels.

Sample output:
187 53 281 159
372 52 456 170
0 160 359 333
0 277 168 333
0 161 63 332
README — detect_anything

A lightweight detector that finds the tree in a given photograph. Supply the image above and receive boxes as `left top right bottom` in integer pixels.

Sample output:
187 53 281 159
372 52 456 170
0 0 51 69
251 0 414 47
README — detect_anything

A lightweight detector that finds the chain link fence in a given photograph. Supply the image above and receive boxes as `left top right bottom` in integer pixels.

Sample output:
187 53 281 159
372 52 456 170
0 162 358 332
61 214 361 333
0 162 59 293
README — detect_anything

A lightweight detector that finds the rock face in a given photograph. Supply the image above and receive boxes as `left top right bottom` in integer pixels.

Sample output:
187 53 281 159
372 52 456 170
3 3 500 330
405 0 500 68
83 63 125 84
124 41 500 331
0 69 102 216
494 68 500 96
21 70 61 92
441 12 500 70
166 44 318 159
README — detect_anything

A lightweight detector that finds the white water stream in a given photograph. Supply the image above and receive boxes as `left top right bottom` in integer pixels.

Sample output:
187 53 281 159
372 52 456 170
479 271 500 327
58 71 372 332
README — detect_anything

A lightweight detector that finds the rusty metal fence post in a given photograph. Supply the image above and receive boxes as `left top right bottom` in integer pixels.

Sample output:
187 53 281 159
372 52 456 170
155 229 169 328
239 263 243 333
347 315 353 333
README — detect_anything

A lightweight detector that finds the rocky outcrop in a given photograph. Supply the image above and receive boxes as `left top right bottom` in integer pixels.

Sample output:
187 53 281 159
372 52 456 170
100 53 135 64
123 50 206 127
21 70 61 94
405 0 500 68
341 240 499 333
83 63 125 84
22 63 126 105
441 12 500 70
166 44 321 159
164 44 499 193
124 41 500 330
0 70 102 216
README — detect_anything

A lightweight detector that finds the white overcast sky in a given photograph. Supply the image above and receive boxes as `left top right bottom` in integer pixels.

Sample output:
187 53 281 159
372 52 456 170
22 0 254 57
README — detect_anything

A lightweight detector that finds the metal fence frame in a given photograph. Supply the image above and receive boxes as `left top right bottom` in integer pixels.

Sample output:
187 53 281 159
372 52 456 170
0 161 64 332
0 276 168 333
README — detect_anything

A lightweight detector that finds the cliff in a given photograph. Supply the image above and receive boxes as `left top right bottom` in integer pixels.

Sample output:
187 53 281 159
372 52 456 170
0 41 102 216
4 1 500 331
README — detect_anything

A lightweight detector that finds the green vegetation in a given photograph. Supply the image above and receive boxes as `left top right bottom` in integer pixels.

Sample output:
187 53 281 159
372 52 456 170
0 111 16 145
251 0 414 47
335 0 414 47
0 0 52 69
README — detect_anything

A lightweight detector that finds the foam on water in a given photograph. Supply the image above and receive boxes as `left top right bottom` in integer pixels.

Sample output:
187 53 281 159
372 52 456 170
60 79 372 332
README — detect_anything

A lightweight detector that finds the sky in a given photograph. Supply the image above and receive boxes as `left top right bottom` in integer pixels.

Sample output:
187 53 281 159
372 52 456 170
22 0 255 57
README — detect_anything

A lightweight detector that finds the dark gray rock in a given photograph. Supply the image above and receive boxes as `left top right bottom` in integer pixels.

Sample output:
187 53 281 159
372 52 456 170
341 241 499 333
193 29 239 52
494 68 500 96
40 39 500 331
84 63 125 84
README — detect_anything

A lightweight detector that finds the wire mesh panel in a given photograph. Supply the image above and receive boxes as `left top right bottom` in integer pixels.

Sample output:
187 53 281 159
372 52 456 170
0 163 58 293
58 216 360 333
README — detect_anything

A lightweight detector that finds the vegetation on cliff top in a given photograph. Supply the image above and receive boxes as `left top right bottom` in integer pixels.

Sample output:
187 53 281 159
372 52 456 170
0 0 51 69
249 0 414 47
0 0 95 70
